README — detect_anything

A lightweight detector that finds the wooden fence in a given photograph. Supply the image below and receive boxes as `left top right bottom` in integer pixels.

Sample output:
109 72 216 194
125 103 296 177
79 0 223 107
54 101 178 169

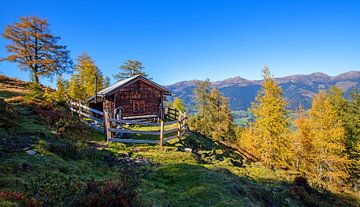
68 101 187 145
107 111 187 145
69 101 104 132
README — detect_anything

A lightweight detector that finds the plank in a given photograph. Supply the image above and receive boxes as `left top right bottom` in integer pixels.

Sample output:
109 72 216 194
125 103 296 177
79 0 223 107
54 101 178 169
122 114 158 120
108 128 160 135
86 122 104 132
109 138 159 144
70 107 103 125
70 102 103 115
108 118 160 126
163 128 178 135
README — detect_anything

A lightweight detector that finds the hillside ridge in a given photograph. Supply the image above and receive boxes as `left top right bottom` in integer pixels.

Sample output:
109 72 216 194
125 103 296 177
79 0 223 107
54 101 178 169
167 71 360 110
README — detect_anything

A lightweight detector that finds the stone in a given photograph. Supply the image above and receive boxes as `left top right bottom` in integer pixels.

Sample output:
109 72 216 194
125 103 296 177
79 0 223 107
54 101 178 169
25 150 36 156
184 148 192 153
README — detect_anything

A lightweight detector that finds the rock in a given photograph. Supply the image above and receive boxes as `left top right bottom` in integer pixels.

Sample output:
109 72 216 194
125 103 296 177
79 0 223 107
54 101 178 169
184 148 192 153
25 150 36 156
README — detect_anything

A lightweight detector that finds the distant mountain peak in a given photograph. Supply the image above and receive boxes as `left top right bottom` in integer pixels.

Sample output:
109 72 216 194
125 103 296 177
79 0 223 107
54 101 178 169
167 70 360 111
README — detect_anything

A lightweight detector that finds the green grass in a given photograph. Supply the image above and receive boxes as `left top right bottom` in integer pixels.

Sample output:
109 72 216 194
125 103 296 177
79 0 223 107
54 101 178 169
0 83 359 206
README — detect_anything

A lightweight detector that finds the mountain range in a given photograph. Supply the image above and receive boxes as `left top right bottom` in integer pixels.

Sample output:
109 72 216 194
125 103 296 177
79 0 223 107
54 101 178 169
166 71 360 112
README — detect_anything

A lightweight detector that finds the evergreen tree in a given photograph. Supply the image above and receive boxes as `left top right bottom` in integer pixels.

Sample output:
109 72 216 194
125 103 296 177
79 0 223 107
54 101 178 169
1 16 72 84
104 76 111 88
250 66 291 168
307 92 349 188
113 60 148 81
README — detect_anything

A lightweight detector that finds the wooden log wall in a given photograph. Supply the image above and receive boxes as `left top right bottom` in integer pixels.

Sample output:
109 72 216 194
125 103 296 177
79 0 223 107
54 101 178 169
112 80 163 117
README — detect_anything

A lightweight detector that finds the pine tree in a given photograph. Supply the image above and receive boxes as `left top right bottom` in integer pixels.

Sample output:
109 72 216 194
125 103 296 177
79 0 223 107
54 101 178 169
307 92 349 188
1 16 72 84
250 66 291 168
103 76 111 88
113 60 148 81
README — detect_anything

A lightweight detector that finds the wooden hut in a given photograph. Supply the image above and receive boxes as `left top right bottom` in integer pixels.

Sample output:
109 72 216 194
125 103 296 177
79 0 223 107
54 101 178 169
85 75 171 120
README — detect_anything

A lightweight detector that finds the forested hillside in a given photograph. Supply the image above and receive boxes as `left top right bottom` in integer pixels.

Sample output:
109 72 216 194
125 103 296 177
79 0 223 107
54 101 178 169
0 75 359 206
167 71 360 112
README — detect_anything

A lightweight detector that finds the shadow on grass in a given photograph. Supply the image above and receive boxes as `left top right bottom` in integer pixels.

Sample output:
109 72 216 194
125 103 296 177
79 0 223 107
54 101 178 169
0 90 24 99
141 163 359 207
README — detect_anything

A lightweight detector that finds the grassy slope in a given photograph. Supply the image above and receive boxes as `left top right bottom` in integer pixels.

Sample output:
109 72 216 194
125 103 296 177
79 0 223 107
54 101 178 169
0 76 359 206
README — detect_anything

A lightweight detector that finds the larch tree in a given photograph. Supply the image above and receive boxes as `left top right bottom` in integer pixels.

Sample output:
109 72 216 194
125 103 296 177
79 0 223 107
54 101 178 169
307 92 349 188
293 105 312 171
54 74 66 102
69 53 105 100
113 60 148 81
68 74 83 100
173 97 187 112
250 66 291 168
1 16 72 84
342 89 360 181
194 79 211 117
190 80 235 142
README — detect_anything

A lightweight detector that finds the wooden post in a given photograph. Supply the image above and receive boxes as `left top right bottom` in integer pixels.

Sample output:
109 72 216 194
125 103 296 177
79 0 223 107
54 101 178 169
177 113 182 140
183 112 187 132
77 102 81 118
103 99 113 143
159 119 164 146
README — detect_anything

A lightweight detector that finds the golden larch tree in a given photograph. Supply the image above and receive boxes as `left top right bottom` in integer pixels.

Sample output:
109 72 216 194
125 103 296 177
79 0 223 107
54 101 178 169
307 92 349 188
1 16 72 84
250 66 291 168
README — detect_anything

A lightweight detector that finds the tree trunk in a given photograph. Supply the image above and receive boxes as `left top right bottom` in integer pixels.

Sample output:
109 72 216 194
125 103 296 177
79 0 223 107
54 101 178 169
32 65 39 84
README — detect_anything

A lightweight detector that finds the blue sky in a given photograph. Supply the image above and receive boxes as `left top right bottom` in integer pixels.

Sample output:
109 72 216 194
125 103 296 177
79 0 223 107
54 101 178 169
0 0 359 86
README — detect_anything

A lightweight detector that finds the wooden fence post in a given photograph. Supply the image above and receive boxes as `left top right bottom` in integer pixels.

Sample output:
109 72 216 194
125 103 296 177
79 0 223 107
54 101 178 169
159 119 164 146
77 102 81 119
103 100 113 143
177 113 182 140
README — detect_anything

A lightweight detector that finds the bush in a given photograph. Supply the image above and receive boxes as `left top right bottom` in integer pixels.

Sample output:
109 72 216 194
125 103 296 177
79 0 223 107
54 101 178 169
47 140 95 160
0 98 19 133
25 172 142 207
76 179 141 207
0 191 40 207
25 174 82 207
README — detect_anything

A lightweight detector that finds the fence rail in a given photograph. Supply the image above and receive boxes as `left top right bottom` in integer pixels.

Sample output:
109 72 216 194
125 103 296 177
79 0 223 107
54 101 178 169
68 101 187 145
108 109 187 145
68 101 104 132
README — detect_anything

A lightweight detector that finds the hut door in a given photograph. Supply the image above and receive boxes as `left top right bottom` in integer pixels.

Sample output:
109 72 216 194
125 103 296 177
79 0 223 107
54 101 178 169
133 100 145 113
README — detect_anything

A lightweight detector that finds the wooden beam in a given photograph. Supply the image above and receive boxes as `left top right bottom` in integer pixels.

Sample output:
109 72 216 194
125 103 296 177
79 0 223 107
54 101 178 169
109 128 160 135
159 119 164 146
103 99 113 142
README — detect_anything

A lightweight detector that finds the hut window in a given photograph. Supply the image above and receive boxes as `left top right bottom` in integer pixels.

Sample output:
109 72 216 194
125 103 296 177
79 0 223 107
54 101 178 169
133 100 145 113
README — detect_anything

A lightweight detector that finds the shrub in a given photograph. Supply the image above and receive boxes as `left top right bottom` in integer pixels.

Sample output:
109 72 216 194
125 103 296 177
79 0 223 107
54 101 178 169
25 174 83 207
0 191 40 207
47 140 95 160
76 179 141 207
